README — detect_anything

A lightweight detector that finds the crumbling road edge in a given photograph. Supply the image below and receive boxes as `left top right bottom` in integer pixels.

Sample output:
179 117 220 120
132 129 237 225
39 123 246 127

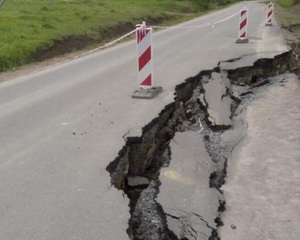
106 50 297 240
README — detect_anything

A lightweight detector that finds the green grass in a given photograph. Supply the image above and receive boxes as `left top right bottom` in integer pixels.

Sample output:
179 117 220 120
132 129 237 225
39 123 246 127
276 0 294 7
0 0 233 72
275 0 300 26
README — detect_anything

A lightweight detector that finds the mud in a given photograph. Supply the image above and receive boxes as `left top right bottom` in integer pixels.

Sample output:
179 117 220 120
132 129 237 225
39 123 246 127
33 35 94 62
106 51 296 240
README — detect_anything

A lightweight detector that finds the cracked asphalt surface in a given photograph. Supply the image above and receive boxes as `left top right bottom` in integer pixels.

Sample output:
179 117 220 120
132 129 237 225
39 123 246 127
0 1 294 240
107 51 297 239
158 132 221 239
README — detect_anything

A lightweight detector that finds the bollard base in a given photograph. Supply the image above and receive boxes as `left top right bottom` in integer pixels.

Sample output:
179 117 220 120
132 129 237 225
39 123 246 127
265 23 273 27
236 38 249 44
132 86 163 99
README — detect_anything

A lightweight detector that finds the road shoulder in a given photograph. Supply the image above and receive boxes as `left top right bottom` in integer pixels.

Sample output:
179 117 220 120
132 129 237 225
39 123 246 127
219 74 300 240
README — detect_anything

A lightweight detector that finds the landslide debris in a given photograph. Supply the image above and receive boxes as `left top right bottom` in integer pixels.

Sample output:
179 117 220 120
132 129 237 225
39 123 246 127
106 51 295 240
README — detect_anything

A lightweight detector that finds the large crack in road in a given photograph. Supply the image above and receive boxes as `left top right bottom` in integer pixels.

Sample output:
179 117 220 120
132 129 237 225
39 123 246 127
106 50 298 240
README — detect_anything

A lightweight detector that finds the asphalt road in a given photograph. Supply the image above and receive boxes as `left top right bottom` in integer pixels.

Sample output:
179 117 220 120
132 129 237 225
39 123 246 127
0 2 288 239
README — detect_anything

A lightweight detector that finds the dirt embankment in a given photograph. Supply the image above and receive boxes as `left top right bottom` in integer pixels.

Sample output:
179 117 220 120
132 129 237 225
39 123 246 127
33 15 174 62
275 3 300 74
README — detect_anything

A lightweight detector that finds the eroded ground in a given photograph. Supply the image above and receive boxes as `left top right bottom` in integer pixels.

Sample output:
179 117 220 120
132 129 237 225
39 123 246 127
276 3 300 72
106 51 298 240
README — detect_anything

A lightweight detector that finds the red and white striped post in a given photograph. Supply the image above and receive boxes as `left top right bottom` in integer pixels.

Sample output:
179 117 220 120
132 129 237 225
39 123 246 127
266 2 274 26
132 21 162 99
236 8 249 43
136 21 153 88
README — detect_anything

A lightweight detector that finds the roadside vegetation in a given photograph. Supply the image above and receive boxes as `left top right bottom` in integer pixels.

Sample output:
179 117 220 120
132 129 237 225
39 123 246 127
276 0 300 25
275 0 300 73
276 0 294 7
0 0 236 72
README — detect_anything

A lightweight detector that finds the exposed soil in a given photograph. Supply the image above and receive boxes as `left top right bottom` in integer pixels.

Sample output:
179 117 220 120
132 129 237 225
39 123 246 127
32 35 94 62
32 21 135 62
275 3 300 74
32 15 175 63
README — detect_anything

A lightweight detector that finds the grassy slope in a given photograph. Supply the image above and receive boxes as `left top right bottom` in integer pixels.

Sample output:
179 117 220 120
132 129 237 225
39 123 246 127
276 0 294 7
0 0 204 71
275 0 300 37
275 0 300 72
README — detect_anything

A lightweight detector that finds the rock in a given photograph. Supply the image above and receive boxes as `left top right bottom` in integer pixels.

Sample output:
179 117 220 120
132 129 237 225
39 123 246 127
231 224 237 229
127 176 150 187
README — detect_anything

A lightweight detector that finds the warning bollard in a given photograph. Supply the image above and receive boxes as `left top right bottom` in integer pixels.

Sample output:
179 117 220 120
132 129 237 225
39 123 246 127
132 21 162 99
236 8 249 44
266 2 274 26
136 21 153 88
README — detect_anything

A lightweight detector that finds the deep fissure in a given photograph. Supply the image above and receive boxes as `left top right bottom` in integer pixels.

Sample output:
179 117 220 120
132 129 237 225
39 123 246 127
106 50 297 240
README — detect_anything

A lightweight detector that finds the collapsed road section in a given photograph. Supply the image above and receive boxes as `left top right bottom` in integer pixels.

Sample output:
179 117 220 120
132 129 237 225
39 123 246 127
106 50 298 240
